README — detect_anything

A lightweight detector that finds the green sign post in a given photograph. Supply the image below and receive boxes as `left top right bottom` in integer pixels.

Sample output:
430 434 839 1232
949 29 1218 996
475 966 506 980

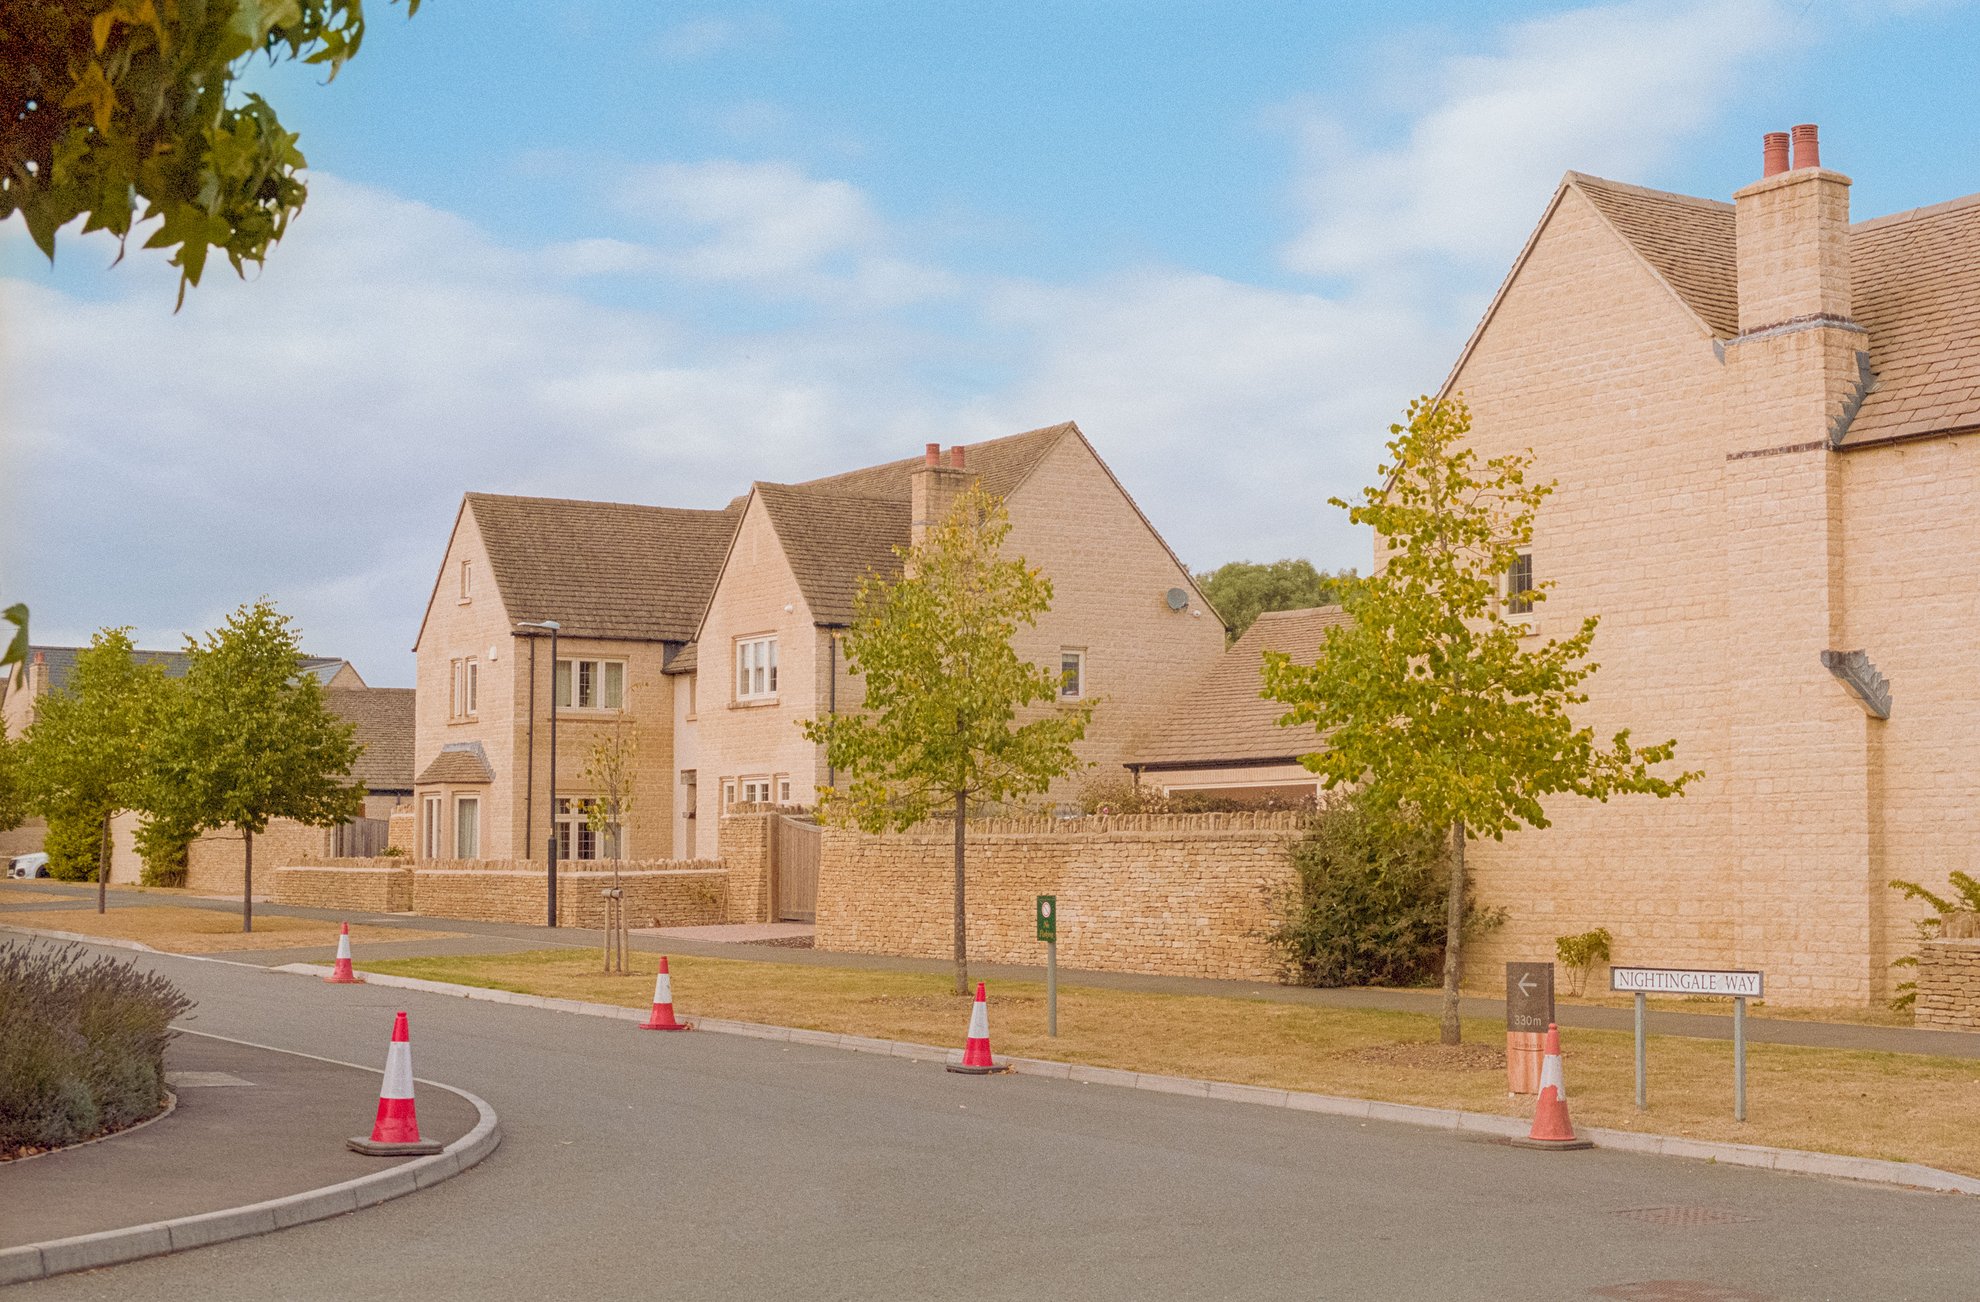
1037 895 1057 1036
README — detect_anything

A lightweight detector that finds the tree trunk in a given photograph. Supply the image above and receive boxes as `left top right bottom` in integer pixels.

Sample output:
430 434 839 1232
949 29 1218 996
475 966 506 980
97 810 111 914
952 789 969 997
243 827 254 934
1440 819 1466 1045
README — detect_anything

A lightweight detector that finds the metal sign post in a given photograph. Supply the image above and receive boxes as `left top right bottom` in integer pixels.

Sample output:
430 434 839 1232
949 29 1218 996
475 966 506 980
1611 966 1763 1120
1037 895 1057 1037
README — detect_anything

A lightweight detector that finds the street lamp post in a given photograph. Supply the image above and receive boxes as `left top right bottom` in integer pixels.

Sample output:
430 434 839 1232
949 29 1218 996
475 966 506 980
516 619 561 927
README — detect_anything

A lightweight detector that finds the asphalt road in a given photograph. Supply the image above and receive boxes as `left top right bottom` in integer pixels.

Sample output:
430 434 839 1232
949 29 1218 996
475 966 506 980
13 946 1978 1301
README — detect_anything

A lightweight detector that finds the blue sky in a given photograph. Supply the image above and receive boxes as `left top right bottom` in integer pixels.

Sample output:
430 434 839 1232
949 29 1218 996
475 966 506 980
4 0 1977 684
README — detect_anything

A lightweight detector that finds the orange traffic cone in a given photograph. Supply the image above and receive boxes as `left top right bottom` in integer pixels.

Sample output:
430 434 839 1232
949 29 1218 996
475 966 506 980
1513 1023 1593 1150
946 982 1002 1075
639 957 692 1031
347 1012 443 1156
324 921 363 984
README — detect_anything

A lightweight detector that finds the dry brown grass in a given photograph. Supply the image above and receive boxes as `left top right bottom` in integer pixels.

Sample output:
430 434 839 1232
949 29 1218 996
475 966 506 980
364 948 1980 1176
0 907 460 954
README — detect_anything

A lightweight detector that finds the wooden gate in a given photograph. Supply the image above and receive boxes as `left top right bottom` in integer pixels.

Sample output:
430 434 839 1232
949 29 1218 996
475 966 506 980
330 817 390 858
773 815 821 923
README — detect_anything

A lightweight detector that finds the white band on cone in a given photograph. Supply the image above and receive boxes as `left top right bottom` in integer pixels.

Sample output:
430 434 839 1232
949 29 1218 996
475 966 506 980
967 1001 989 1040
381 1040 415 1100
1539 1053 1565 1098
336 934 352 960
653 972 673 1004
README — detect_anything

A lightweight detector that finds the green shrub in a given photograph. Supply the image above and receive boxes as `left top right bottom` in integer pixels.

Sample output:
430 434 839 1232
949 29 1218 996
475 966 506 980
135 813 192 888
1555 928 1613 996
1268 797 1503 987
42 810 104 882
1887 871 1980 1011
0 940 194 1153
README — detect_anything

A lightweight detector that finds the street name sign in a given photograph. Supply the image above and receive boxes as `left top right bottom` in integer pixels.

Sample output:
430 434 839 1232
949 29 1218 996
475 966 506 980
1610 967 1763 998
1505 962 1555 1032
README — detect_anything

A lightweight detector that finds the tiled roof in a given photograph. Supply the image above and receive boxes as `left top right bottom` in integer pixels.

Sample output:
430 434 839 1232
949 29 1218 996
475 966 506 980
1567 173 1739 337
1562 173 1980 447
753 483 910 626
325 687 414 792
792 423 1072 501
1841 193 1980 446
14 646 348 693
661 642 697 676
415 742 495 786
1130 606 1350 768
466 494 742 643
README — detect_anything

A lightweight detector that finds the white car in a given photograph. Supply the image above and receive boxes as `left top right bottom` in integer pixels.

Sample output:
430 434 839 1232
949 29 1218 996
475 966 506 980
8 852 49 879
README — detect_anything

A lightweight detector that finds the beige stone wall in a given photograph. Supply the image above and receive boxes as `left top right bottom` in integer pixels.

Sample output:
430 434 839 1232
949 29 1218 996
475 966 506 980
387 806 417 855
691 499 822 832
717 810 773 925
274 864 415 913
1914 939 1980 1030
408 860 726 927
184 820 328 897
1001 434 1228 801
813 813 1305 980
1438 177 1954 1007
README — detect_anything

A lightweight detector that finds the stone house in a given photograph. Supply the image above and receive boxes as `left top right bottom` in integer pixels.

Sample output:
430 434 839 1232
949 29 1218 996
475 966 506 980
1125 606 1347 803
414 423 1227 877
1432 124 1980 1005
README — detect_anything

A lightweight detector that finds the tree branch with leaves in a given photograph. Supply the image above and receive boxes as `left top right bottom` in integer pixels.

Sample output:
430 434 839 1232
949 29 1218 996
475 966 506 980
803 485 1095 995
1263 396 1699 1044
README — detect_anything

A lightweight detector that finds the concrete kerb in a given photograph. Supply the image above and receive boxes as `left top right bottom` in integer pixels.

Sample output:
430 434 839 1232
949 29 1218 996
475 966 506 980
0 1029 501 1288
285 962 1980 1200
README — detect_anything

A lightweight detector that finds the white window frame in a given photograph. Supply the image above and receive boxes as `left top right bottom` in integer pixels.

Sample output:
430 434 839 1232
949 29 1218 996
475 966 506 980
555 658 627 711
1059 648 1086 701
454 796 480 860
735 636 778 702
777 776 792 805
423 795 443 859
555 797 622 861
459 559 473 603
739 776 774 806
721 779 737 812
1504 552 1535 620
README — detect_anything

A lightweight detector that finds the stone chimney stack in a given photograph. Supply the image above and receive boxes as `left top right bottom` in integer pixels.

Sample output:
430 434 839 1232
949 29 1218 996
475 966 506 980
909 441 979 547
1734 123 1853 333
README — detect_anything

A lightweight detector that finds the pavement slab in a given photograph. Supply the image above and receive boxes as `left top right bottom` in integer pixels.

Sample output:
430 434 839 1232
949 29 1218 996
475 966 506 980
0 1031 479 1250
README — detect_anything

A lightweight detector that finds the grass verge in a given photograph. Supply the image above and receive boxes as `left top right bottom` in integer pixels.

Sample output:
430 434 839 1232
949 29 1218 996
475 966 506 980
0 908 460 955
364 948 1980 1177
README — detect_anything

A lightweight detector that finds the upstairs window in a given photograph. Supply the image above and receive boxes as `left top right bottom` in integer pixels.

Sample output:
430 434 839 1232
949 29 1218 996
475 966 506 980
1060 649 1085 700
1506 553 1535 616
736 636 778 701
555 658 626 710
450 658 478 719
459 559 473 602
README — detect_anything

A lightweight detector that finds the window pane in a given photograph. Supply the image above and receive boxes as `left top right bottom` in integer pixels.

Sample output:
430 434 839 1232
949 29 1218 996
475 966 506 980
467 660 478 714
768 639 778 693
602 661 624 709
1508 554 1534 615
555 659 572 709
456 799 479 859
738 645 750 698
1061 652 1081 697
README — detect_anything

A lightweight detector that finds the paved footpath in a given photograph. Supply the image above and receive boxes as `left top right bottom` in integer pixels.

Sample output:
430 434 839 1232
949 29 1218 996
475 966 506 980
8 939 1978 1301
1 1034 479 1250
7 881 1974 1059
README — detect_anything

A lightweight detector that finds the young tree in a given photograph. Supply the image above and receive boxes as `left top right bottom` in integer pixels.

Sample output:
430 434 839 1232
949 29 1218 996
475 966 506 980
148 599 361 931
1263 397 1699 1044
803 486 1096 995
1194 559 1357 642
18 629 171 912
3 0 418 304
583 721 637 973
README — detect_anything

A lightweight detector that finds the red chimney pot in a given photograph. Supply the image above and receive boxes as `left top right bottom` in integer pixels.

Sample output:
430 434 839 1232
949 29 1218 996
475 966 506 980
949 446 966 469
924 443 940 467
1791 123 1820 170
1762 131 1790 178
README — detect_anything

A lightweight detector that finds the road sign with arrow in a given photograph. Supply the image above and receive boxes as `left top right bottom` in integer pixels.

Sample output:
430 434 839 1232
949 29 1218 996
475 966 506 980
1505 962 1554 1033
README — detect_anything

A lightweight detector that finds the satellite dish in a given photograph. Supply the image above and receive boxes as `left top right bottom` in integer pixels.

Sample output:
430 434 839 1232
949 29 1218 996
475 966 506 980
1165 587 1189 612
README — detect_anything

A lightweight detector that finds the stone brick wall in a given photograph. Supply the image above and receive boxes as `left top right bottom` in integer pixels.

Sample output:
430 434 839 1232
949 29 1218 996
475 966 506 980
387 806 417 855
813 813 1307 981
409 859 727 927
1914 939 1980 1030
185 820 327 897
274 864 415 913
717 810 773 924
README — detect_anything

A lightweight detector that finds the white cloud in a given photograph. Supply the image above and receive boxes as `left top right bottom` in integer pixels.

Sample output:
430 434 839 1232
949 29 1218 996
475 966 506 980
1281 0 1789 279
652 16 779 62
